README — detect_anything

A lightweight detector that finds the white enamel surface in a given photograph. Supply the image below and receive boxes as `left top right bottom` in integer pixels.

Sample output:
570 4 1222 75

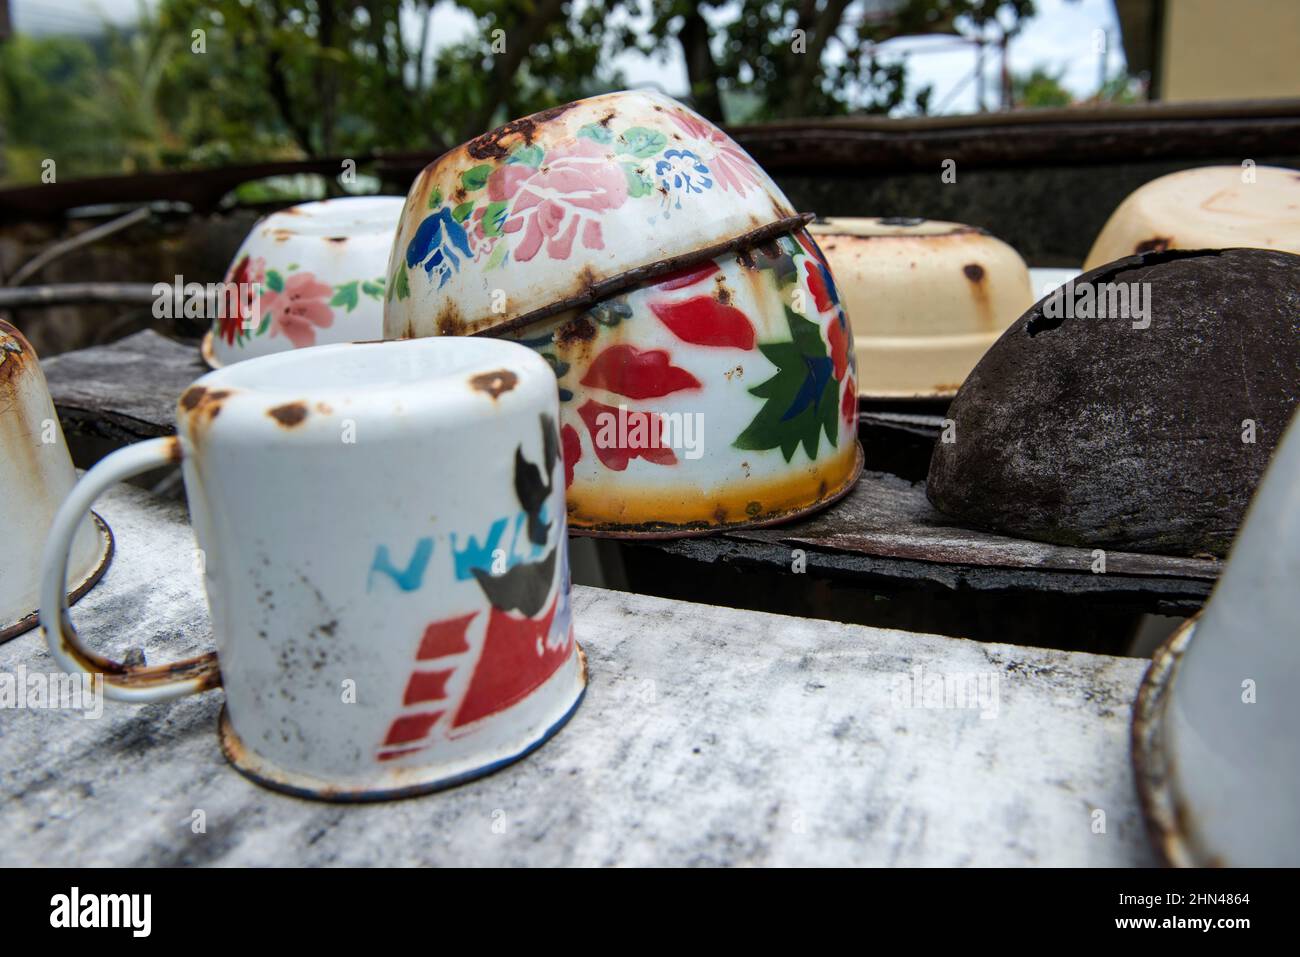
208 196 406 367
1085 165 1300 270
384 90 796 339
1165 409 1300 865
810 218 1034 397
1 324 103 629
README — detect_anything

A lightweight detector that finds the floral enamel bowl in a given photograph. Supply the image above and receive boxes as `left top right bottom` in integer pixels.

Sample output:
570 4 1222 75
383 90 804 340
202 196 406 367
501 228 861 535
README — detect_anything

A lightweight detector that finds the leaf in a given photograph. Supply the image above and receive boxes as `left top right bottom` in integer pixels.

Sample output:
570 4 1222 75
264 270 284 293
578 122 614 143
480 200 509 236
620 160 653 198
485 242 507 270
427 186 442 208
361 279 384 299
394 262 411 301
461 164 492 192
331 280 359 312
508 144 544 167
618 126 667 159
452 201 475 222
733 307 840 462
255 313 271 336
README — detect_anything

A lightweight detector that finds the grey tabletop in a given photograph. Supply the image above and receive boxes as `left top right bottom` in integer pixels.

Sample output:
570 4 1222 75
0 481 1158 866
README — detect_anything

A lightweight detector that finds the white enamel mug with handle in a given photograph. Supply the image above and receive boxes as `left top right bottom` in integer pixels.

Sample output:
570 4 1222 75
40 337 585 801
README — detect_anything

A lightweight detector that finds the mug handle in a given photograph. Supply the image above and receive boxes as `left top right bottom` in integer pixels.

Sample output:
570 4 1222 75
40 436 221 703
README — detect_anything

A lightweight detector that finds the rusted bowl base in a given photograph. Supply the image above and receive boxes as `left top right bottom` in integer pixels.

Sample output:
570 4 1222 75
572 442 864 539
0 511 114 645
219 644 587 803
1130 617 1218 867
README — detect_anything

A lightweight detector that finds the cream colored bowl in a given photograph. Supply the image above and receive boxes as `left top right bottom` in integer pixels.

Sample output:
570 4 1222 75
808 218 1034 399
1085 165 1300 270
1 320 112 642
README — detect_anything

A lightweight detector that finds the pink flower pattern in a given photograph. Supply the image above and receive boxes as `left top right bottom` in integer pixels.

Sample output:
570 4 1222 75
487 139 628 262
263 272 334 348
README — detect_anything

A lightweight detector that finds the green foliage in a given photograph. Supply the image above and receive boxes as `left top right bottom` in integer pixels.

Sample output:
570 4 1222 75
0 0 1047 185
1012 66 1073 108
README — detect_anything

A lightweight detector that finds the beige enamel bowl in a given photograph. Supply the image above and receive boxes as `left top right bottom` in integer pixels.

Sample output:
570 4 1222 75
809 218 1034 399
1085 165 1300 270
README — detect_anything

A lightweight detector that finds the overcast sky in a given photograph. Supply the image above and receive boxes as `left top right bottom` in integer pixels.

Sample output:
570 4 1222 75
13 0 1125 115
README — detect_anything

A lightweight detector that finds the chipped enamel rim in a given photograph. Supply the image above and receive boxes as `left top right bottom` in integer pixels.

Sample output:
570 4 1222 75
1 512 113 644
1130 615 1219 867
219 644 587 802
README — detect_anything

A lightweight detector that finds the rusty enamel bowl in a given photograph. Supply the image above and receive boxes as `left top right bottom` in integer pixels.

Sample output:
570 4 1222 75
808 217 1034 400
383 89 803 341
1132 410 1300 866
202 196 406 368
1 321 112 643
1085 164 1300 271
499 227 861 535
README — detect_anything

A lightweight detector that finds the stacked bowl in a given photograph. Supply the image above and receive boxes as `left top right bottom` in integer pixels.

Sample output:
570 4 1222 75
384 91 862 536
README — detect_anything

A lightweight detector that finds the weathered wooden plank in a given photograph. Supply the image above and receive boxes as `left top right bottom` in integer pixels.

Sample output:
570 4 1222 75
0 482 1157 866
42 329 203 443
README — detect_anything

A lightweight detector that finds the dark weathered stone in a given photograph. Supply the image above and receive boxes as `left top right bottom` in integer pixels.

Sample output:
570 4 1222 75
927 248 1300 557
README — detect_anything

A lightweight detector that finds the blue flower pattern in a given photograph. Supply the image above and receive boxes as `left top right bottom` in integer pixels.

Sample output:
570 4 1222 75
655 149 713 209
406 206 473 289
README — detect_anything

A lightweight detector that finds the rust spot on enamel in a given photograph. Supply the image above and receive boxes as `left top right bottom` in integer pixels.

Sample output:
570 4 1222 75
556 316 596 345
465 103 577 160
268 402 309 428
164 436 182 462
963 263 985 282
1135 236 1172 254
470 369 519 399
180 386 207 410
326 236 347 244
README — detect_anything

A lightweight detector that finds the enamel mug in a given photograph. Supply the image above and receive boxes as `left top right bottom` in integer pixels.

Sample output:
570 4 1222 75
40 338 585 801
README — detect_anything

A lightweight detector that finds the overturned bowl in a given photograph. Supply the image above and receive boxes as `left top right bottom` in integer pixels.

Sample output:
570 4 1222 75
383 90 803 341
203 196 406 367
1085 164 1300 271
502 228 861 536
1 321 112 642
809 217 1034 400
